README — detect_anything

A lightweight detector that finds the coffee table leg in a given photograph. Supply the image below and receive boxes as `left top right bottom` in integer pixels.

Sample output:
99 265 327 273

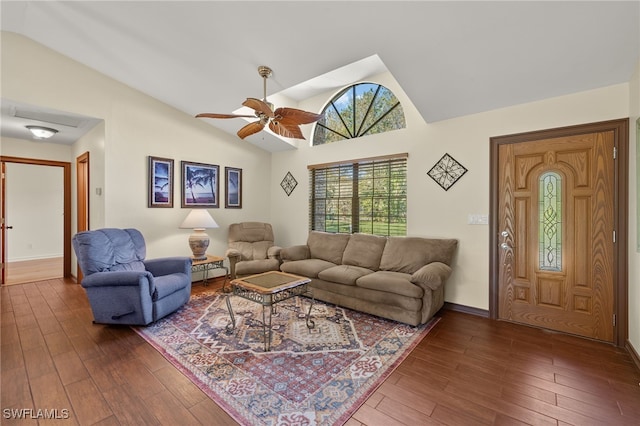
305 292 315 329
225 295 236 334
262 305 272 352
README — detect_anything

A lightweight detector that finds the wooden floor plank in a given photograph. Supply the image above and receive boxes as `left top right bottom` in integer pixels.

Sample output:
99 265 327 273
1 277 639 425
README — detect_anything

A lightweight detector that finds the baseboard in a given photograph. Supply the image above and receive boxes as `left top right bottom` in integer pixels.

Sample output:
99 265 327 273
443 302 489 318
626 340 640 373
8 255 64 262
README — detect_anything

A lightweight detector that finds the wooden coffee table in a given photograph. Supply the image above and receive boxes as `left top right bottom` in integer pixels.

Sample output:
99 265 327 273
225 271 314 351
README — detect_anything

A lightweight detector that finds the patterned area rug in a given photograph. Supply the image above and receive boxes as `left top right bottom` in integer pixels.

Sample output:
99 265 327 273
134 289 439 425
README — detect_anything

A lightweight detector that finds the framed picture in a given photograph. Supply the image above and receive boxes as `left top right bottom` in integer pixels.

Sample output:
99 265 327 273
148 156 174 208
181 161 219 208
225 167 242 208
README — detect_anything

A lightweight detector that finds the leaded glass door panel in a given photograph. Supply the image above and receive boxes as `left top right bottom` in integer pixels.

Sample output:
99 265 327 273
498 131 615 342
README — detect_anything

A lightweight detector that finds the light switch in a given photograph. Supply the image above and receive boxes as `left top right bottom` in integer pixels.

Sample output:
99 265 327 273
468 214 489 225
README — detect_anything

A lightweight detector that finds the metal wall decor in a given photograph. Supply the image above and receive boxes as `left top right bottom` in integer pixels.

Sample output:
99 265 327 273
427 153 468 191
280 171 298 196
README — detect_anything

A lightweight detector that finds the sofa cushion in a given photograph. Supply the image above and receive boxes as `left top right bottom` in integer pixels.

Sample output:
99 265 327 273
229 241 272 261
342 233 387 271
280 259 336 278
318 265 374 286
109 260 146 272
356 271 424 299
307 231 351 265
236 259 280 276
379 237 458 274
311 280 423 313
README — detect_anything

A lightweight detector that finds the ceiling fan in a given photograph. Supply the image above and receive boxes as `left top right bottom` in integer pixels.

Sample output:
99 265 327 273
196 66 323 140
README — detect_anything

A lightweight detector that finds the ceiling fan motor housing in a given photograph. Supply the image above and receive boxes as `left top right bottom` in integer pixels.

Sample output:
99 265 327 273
258 65 273 79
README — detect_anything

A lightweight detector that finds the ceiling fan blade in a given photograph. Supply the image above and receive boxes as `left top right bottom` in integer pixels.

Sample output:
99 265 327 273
196 112 256 119
269 120 305 140
274 107 323 125
237 121 265 139
242 98 274 118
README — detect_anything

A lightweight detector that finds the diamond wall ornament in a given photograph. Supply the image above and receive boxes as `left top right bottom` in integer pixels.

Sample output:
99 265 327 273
427 153 468 191
280 171 298 196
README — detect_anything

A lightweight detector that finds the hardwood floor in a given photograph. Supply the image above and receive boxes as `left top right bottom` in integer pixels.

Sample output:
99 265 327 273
4 257 63 285
2 278 639 425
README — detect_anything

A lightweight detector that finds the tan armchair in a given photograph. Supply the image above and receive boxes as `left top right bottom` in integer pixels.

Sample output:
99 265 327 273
225 222 282 280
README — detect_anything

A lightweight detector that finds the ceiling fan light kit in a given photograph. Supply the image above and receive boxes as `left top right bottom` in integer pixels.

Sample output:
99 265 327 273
196 65 322 140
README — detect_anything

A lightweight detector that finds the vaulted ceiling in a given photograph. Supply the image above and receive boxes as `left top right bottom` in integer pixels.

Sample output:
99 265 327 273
2 1 639 151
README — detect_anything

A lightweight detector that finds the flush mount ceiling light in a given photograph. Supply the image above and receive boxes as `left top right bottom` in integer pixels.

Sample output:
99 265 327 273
26 125 58 139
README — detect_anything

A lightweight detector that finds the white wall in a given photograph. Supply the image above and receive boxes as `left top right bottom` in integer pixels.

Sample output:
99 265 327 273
5 163 63 261
271 72 630 312
2 32 271 265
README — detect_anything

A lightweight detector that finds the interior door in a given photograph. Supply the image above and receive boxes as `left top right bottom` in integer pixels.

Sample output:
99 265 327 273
496 127 617 342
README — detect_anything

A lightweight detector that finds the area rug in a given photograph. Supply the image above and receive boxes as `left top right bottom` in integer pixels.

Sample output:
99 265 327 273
134 289 439 425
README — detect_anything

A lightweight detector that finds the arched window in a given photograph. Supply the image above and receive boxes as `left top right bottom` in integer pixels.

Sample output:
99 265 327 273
312 83 406 146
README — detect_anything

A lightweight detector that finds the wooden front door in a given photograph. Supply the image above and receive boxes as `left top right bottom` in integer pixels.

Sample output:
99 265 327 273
493 120 627 343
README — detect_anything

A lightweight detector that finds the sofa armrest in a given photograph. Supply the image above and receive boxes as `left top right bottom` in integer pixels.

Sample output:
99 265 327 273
267 245 282 260
410 262 452 291
280 245 310 262
81 270 154 289
225 248 241 260
144 257 192 277
225 248 241 280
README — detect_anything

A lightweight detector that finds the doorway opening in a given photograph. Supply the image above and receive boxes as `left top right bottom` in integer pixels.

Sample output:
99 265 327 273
1 156 71 285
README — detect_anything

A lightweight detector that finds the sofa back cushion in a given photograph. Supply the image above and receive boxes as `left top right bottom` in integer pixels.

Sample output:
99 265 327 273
379 237 458 274
72 228 146 276
228 222 275 260
307 231 351 265
342 233 387 270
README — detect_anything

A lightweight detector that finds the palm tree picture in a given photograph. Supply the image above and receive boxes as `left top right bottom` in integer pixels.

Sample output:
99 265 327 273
181 161 219 208
148 156 174 208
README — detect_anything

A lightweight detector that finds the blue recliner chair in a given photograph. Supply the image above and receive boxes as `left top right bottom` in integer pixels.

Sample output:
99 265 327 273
72 228 192 325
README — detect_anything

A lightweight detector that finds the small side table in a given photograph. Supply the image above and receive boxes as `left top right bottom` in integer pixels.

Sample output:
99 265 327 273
191 255 228 288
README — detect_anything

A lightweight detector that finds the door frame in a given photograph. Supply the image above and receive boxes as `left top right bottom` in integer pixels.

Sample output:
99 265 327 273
489 118 629 347
0 156 72 283
76 152 90 282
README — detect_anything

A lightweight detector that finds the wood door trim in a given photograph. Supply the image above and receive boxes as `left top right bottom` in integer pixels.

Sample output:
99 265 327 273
1 162 5 284
0 155 72 281
76 151 89 283
489 118 629 347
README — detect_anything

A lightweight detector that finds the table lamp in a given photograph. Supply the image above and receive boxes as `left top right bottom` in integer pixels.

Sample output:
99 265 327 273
179 210 219 260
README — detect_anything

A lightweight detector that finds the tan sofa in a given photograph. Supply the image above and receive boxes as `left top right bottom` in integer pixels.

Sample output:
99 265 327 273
279 231 458 326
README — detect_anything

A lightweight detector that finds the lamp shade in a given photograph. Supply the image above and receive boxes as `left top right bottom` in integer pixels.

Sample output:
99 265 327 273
179 209 219 230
